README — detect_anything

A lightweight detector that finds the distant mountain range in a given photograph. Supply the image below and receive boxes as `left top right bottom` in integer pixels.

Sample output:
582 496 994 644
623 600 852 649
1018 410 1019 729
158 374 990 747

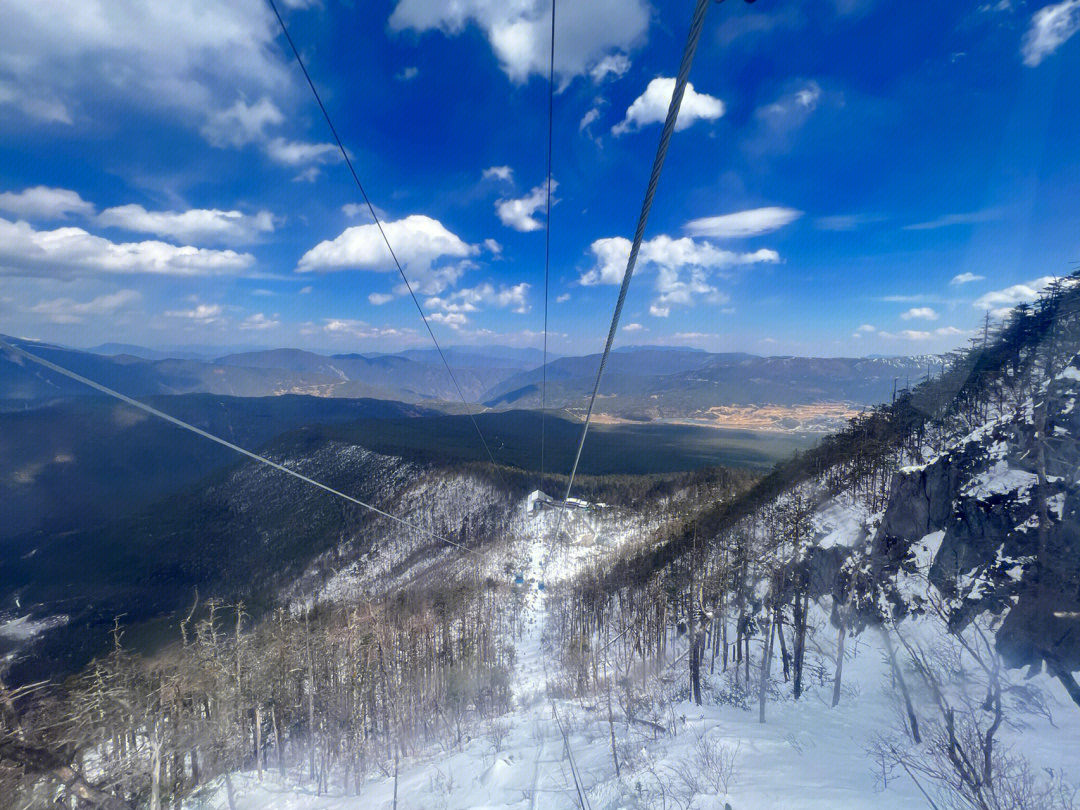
2 337 940 425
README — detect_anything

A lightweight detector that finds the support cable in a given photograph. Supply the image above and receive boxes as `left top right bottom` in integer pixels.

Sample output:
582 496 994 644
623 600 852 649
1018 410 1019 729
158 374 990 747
555 0 712 523
539 0 556 493
265 0 506 485
0 337 483 559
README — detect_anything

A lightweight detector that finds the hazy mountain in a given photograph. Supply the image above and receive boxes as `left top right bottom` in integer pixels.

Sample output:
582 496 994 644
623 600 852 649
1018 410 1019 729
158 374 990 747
215 349 520 400
483 352 941 414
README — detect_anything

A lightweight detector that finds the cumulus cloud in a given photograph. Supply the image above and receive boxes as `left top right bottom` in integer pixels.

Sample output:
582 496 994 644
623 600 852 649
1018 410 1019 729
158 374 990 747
613 78 724 135
30 289 142 324
368 292 394 305
96 205 274 245
0 217 254 279
496 182 554 232
581 234 779 317
622 322 644 332
389 0 649 84
297 215 478 295
0 187 96 220
901 306 938 320
556 293 570 303
1022 0 1080 66
397 66 420 81
425 282 530 323
951 272 985 285
684 207 802 239
581 235 779 287
973 276 1057 317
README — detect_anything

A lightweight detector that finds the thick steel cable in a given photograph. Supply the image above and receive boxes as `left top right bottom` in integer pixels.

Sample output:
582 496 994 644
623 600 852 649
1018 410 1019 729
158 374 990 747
553 0 712 534
539 0 556 494
0 337 482 559
265 0 506 486
536 7 711 803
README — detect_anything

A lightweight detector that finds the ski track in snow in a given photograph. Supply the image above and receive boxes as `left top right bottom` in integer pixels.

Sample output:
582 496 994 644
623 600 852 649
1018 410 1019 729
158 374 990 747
191 493 1080 810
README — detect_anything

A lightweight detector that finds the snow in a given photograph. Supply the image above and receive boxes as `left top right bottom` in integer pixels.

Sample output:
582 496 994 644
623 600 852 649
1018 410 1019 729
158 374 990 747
189 421 1080 810
0 612 69 641
813 494 873 549
961 459 1038 500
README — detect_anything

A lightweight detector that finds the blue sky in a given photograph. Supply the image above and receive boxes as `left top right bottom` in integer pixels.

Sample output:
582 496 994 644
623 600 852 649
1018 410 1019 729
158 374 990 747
1 0 1079 357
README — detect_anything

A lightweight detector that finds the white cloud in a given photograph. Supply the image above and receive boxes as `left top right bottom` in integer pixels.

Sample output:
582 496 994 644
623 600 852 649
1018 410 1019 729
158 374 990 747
0 79 72 124
973 276 1057 314
482 165 514 182
425 283 531 324
428 311 468 329
496 182 554 232
580 107 601 132
1022 0 1080 66
684 207 802 239
200 97 284 148
201 98 341 171
581 235 779 286
877 326 971 341
650 266 730 317
556 293 570 303
30 289 142 324
239 312 279 330
368 292 394 305
165 303 226 325
483 238 503 254
0 217 254 278
589 54 630 82
950 272 985 285
581 234 778 317
397 66 420 81
297 215 478 295
0 1 294 126
323 318 414 340
292 167 322 183
613 78 724 135
901 306 938 321
264 138 341 167
299 285 313 294
96 205 274 245
389 0 649 85
0 187 95 220
622 322 644 332
904 209 1003 230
